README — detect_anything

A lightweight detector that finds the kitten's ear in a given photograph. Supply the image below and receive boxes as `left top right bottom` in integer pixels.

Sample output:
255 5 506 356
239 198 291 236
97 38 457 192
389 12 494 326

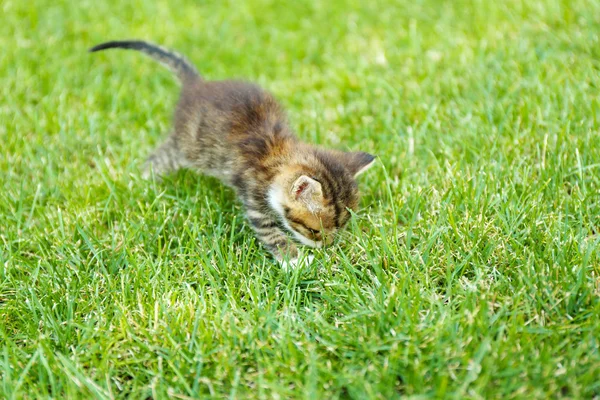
291 175 323 203
338 151 376 177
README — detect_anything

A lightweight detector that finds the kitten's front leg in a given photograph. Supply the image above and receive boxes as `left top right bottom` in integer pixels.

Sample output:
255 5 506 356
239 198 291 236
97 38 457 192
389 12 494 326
246 209 303 269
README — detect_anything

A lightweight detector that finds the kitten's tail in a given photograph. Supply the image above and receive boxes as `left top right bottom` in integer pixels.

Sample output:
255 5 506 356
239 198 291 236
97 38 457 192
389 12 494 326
89 40 200 83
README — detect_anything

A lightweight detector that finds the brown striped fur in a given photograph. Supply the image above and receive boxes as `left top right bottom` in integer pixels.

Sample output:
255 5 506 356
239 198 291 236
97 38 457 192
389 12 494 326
90 40 375 267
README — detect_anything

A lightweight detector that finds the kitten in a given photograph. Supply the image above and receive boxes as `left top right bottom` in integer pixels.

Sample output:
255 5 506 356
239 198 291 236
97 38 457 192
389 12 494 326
90 40 375 268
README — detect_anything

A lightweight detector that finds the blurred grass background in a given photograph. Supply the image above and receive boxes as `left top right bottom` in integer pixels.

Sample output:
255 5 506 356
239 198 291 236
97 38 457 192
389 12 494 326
1 0 600 398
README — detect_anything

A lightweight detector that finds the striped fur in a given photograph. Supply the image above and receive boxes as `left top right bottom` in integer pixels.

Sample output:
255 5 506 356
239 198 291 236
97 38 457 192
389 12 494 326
91 40 375 267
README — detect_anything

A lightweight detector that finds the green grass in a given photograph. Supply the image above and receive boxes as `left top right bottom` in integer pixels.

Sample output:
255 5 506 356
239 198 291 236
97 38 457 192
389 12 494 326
1 0 600 398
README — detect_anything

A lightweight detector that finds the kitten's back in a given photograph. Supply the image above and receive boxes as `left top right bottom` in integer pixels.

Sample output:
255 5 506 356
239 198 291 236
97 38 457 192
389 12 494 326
173 80 294 181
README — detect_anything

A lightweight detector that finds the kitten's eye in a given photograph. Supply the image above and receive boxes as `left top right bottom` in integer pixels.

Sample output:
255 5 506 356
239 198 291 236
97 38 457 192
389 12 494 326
308 228 319 235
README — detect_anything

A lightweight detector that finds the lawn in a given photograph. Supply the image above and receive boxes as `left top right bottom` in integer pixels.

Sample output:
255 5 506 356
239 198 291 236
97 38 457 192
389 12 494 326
1 0 600 398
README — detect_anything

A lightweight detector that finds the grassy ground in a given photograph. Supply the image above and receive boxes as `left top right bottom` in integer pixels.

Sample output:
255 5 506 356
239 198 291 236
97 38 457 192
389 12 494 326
1 0 600 398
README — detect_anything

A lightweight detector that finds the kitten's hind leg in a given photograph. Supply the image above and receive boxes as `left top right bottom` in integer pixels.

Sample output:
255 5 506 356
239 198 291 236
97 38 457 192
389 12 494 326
142 135 189 179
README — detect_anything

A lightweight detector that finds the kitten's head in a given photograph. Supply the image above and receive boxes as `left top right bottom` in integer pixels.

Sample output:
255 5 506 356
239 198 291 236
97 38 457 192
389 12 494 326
269 150 375 248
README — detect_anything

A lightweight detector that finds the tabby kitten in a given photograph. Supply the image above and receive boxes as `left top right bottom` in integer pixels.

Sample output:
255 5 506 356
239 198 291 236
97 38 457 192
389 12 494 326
90 40 375 268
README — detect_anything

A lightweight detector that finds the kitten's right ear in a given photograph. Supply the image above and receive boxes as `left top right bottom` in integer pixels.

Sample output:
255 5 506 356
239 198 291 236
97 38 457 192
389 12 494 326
292 175 323 201
291 175 323 213
337 151 377 177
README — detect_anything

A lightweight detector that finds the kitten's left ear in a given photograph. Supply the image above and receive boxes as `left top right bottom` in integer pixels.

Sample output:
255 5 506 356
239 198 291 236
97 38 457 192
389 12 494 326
338 151 377 177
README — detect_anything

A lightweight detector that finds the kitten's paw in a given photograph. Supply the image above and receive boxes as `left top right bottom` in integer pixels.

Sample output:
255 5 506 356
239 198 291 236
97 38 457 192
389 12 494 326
279 258 297 271
279 253 315 271
141 168 152 180
142 164 162 181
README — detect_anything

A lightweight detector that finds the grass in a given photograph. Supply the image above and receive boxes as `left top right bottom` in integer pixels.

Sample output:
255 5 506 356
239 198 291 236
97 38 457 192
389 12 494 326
1 0 600 397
